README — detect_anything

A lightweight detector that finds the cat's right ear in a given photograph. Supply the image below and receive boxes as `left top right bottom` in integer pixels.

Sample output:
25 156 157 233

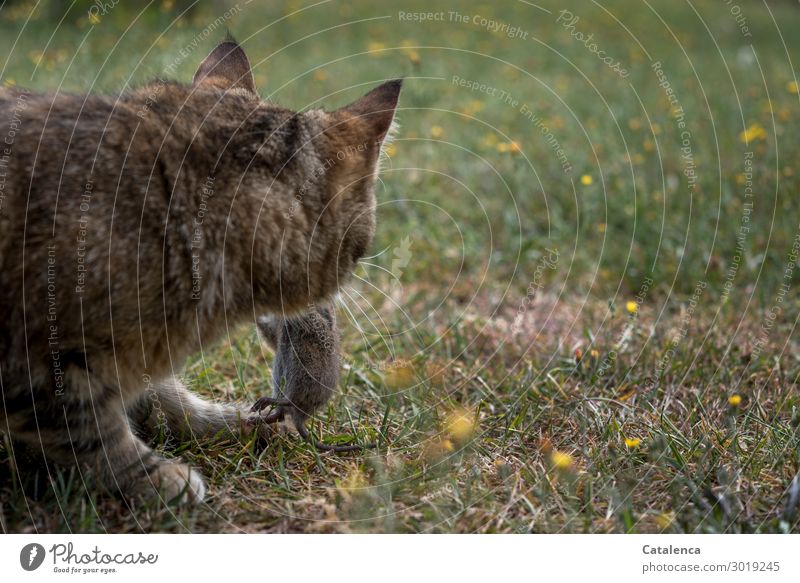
316 80 402 190
335 79 402 148
193 39 256 94
321 80 402 160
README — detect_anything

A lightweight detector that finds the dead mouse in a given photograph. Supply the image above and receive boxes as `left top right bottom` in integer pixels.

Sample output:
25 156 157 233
251 304 375 453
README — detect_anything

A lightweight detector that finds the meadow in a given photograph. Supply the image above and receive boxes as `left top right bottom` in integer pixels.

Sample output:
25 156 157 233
1 0 800 533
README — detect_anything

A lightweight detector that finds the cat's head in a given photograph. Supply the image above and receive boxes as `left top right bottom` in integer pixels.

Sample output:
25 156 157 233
193 39 401 307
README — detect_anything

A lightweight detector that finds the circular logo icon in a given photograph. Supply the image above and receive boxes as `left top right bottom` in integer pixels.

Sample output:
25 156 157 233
20 543 46 571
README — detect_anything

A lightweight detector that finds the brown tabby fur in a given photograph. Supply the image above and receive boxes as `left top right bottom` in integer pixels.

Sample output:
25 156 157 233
0 40 400 503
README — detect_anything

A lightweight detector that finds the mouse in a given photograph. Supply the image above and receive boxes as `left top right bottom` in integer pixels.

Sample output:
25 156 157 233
251 304 375 453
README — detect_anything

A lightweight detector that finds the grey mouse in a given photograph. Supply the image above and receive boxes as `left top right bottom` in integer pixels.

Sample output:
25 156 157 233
252 304 374 452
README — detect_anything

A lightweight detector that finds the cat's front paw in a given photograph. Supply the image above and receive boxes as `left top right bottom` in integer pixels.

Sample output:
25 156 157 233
145 461 206 504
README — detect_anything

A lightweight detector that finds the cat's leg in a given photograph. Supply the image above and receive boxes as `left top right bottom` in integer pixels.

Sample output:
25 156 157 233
10 366 205 504
128 376 265 443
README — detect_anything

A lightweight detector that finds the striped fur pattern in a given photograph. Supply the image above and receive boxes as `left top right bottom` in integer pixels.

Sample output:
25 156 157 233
0 40 401 503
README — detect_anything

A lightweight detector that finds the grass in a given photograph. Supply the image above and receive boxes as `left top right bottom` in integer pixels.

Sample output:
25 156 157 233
2 0 800 532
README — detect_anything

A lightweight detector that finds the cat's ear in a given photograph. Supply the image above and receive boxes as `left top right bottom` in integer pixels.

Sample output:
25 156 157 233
193 39 256 94
315 80 402 194
339 79 403 146
320 80 402 163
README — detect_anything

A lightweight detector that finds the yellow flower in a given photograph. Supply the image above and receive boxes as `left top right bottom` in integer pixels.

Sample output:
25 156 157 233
384 144 397 157
367 41 386 56
382 359 416 388
656 511 675 530
496 141 520 153
628 118 641 130
624 437 642 448
580 174 593 186
28 50 45 67
626 301 639 314
445 408 475 443
3 77 15 87
597 223 606 233
88 11 101 25
550 450 574 470
739 123 767 143
590 349 600 359
406 50 421 66
787 81 798 94
313 69 328 81
430 125 444 139
728 394 742 407
337 468 368 501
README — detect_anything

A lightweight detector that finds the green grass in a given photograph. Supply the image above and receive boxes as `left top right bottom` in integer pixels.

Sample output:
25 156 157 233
2 0 800 532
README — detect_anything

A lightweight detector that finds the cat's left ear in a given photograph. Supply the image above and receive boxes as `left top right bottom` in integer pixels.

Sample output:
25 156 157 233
193 39 256 94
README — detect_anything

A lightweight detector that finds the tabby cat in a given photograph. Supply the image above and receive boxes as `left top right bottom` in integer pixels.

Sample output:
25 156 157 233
0 39 401 503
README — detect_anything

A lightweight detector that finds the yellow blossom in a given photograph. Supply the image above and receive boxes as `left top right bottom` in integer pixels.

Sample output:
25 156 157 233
367 41 386 56
580 174 593 186
406 50 421 65
384 144 397 157
739 123 767 143
626 301 639 314
656 511 675 530
624 437 642 448
787 81 798 94
728 394 742 407
550 450 574 470
430 125 444 139
382 359 416 388
313 69 328 81
445 408 475 443
590 349 600 359
496 141 521 153
88 11 101 25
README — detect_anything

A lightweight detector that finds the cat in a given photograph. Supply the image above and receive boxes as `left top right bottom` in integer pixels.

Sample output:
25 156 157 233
0 39 401 503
